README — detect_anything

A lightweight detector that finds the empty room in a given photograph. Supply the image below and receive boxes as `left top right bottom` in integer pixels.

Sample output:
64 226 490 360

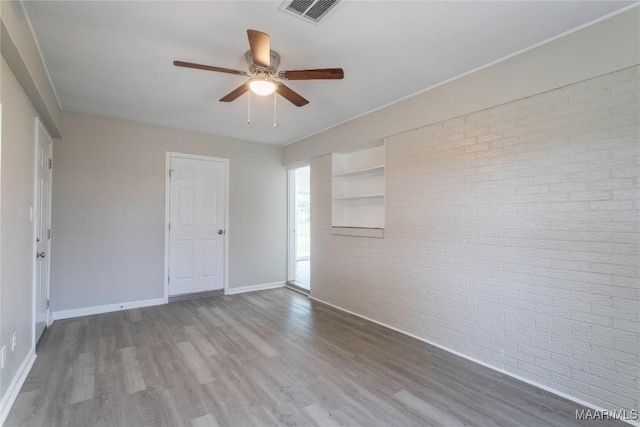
0 1 639 426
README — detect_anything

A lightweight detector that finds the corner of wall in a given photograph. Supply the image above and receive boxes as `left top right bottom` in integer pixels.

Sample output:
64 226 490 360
0 0 61 138
283 6 640 165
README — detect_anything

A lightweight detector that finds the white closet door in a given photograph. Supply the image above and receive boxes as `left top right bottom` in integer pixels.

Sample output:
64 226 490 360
169 156 226 296
35 120 52 342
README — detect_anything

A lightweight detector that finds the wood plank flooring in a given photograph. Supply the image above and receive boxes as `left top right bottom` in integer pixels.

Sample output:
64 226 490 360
6 288 617 426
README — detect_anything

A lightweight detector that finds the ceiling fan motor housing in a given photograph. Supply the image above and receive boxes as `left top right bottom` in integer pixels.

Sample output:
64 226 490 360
245 50 281 75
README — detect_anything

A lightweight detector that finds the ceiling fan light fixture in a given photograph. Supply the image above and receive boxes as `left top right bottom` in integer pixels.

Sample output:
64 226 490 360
249 78 276 96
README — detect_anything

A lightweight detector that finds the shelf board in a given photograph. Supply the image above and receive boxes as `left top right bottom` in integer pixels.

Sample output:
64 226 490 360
332 193 384 200
332 165 384 178
331 227 384 238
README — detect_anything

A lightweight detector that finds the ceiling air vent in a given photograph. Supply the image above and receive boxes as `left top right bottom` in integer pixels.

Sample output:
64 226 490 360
281 0 341 24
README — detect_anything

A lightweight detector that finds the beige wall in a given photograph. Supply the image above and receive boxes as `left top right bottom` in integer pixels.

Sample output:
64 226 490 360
0 1 62 416
52 111 286 312
284 7 640 165
0 56 38 403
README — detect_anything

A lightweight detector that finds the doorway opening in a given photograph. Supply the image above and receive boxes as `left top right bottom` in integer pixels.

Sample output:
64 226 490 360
287 164 310 293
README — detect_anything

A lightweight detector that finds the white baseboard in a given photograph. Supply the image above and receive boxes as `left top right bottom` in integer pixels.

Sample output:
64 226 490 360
225 281 285 295
0 349 36 426
52 297 166 321
310 296 639 427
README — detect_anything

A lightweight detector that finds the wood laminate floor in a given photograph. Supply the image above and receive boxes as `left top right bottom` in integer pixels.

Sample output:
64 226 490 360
6 288 617 427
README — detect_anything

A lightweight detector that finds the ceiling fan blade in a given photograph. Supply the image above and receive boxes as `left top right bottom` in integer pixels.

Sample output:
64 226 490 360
247 29 270 68
219 83 249 102
277 84 309 107
281 68 344 80
174 61 247 76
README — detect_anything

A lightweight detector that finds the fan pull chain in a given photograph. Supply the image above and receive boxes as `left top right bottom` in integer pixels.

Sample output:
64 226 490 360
247 90 251 124
273 90 278 128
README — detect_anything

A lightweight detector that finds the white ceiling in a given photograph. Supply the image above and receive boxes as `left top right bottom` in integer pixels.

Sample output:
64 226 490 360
24 1 634 145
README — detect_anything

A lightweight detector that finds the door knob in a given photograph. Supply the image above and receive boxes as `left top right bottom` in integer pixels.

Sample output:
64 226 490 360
218 229 224 235
36 252 46 258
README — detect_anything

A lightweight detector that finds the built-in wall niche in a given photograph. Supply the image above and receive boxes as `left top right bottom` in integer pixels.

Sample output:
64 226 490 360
331 144 385 237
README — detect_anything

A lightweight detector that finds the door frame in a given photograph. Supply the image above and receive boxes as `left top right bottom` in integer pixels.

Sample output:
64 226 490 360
287 162 310 284
164 152 230 301
32 118 53 349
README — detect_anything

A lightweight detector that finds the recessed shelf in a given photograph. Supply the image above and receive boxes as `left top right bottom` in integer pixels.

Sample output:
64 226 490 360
332 165 384 178
332 145 385 231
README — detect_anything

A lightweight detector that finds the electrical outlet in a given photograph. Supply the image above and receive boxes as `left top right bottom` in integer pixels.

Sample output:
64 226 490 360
10 332 17 352
1 345 5 369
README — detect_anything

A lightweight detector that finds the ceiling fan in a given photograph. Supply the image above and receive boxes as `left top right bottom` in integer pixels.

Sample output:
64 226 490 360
174 29 344 107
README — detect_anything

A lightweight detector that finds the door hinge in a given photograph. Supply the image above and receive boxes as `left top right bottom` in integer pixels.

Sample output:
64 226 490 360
46 299 50 309
169 169 174 178
168 276 170 284
48 158 52 169
48 228 51 240
168 223 171 231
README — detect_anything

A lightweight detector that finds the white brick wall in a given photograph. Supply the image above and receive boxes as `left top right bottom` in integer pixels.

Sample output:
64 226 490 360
310 66 639 412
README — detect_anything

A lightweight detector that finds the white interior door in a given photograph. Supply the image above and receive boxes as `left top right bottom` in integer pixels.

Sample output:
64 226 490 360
168 155 227 296
34 120 52 343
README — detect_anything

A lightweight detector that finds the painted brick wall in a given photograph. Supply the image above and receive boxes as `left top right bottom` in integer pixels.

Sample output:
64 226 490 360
310 66 639 412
